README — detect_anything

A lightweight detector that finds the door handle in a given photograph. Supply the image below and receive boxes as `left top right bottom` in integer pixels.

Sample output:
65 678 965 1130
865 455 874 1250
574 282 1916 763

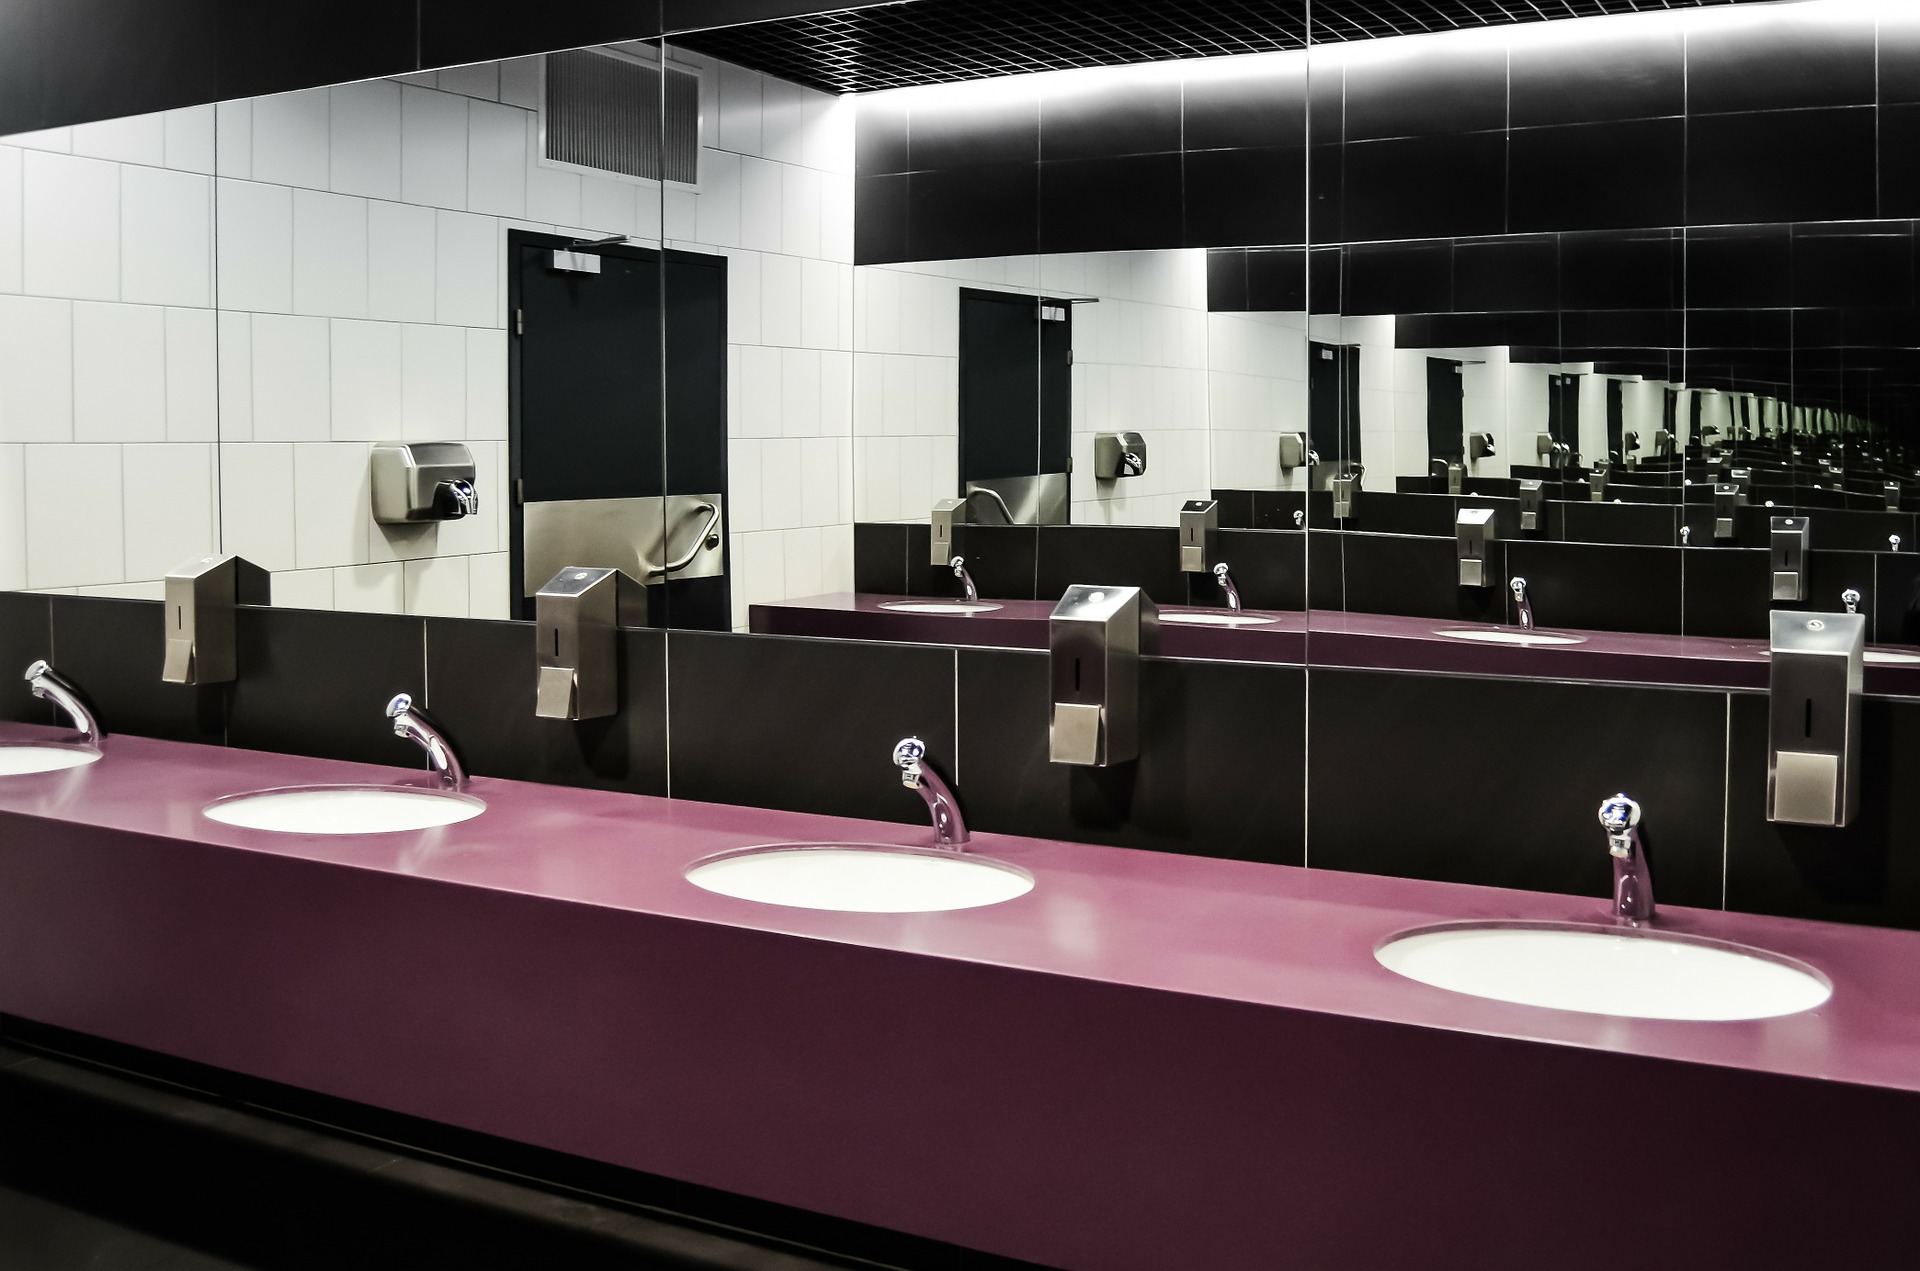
642 501 720 577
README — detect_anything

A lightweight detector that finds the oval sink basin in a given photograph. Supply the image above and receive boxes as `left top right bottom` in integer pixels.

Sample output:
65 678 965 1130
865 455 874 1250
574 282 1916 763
1162 612 1278 628
0 744 101 776
878 601 1003 615
1377 921 1830 1021
1433 628 1586 647
685 843 1033 913
1865 650 1920 665
204 785 485 835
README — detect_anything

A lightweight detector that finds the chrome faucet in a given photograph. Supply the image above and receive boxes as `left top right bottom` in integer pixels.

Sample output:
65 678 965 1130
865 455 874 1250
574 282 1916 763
1598 793 1653 926
24 661 102 745
1510 576 1533 631
1843 588 1862 616
387 693 466 789
961 486 1017 526
1893 535 1903 553
894 736 968 848
1212 562 1242 612
951 555 979 603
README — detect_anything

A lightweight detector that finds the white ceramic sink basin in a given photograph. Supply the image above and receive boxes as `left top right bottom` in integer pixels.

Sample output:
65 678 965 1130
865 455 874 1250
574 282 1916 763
686 843 1033 913
879 600 1003 615
204 785 485 835
1377 921 1830 1021
1865 649 1920 665
1433 627 1586 647
0 744 101 776
1162 612 1278 627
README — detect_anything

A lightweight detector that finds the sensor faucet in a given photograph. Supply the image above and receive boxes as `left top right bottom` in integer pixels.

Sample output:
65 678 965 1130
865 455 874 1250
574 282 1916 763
894 736 968 848
1598 793 1653 926
1843 588 1862 616
1212 562 1242 612
1509 577 1533 631
951 556 979 603
387 693 467 789
24 661 102 745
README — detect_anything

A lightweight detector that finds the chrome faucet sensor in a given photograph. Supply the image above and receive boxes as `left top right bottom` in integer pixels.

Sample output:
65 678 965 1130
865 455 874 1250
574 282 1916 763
1843 588 1862 616
894 736 968 848
1510 576 1533 630
951 556 979 603
1212 562 1242 612
1598 793 1653 926
387 693 467 789
24 661 102 745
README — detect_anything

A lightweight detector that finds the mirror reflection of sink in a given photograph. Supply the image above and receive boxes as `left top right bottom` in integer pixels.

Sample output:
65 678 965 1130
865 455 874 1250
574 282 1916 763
685 842 1033 913
879 601 1004 615
204 785 485 835
1376 921 1830 1021
1865 649 1920 665
0 744 102 776
1162 611 1278 628
1433 628 1586 647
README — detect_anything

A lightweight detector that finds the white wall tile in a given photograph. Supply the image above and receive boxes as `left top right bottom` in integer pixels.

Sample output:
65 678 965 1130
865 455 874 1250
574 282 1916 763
781 525 822 598
761 253 802 348
219 442 297 571
164 307 218 441
271 566 336 611
467 551 511 619
23 152 118 300
293 440 372 568
761 437 803 529
736 345 781 437
401 323 465 439
215 179 292 312
214 100 251 178
498 59 543 111
579 175 637 238
780 165 821 259
3 128 71 154
400 86 467 210
694 149 740 247
71 113 165 166
780 348 821 436
437 63 500 102
292 188 368 318
120 166 211 307
0 147 20 294
216 310 253 440
25 444 124 586
434 210 496 327
738 156 781 253
799 437 839 527
251 88 331 190
328 319 403 440
526 127 581 225
821 521 853 593
0 444 22 589
726 249 761 344
759 76 812 168
367 199 436 322
729 530 782 630
329 80 402 200
122 442 215 579
465 329 507 440
404 554 469 616
333 561 404 612
250 313 332 441
716 63 763 157
73 302 166 442
466 101 527 218
820 173 853 264
662 187 697 241
800 258 841 349
0 295 72 442
162 106 217 175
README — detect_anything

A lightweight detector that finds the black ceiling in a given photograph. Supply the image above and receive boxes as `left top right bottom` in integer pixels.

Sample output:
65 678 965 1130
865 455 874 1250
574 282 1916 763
672 0 1762 96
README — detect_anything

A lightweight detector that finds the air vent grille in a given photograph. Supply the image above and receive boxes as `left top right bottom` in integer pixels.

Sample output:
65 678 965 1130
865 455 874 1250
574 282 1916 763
543 49 699 184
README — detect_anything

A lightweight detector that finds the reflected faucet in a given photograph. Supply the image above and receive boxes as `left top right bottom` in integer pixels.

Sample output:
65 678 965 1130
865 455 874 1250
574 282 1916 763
1893 535 1904 553
387 693 467 789
1509 577 1533 631
1213 562 1242 613
951 556 979 603
1843 588 1862 616
24 661 102 746
894 736 968 848
961 486 1017 526
1598 793 1654 926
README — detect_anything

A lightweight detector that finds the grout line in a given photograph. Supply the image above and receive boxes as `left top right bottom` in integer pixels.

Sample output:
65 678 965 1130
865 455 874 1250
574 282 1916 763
1722 691 1731 911
950 645 959 785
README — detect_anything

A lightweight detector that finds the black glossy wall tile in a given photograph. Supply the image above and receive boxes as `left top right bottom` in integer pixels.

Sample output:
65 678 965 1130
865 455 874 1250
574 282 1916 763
1335 534 1502 624
424 0 657 68
1452 234 1557 313
1307 527 1344 610
1246 247 1307 311
1040 154 1182 254
1506 541 1683 635
1559 229 1678 312
1559 501 1679 548
1509 119 1684 233
1183 148 1305 249
1337 133 1506 242
1350 492 1457 538
1212 530 1306 611
1340 41 1506 141
853 522 911 595
424 620 667 795
1344 240 1451 316
1686 224 1793 309
1880 106 1920 218
1309 668 1726 908
908 163 1036 261
1874 553 1920 646
667 631 953 825
1035 526 1184 606
910 92 1038 170
854 96 911 175
216 0 414 101
1687 108 1877 226
1508 23 1684 129
1725 692 1920 931
1678 548 1771 640
1685 9 1876 115
1792 224 1915 309
1182 61 1306 151
1039 78 1180 161
46 598 224 747
36 0 218 126
1207 249 1250 311
956 648 1305 865
852 173 910 264
0 593 53 725
0 0 43 134
1881 16 1920 106
944 524 1038 600
226 608 428 770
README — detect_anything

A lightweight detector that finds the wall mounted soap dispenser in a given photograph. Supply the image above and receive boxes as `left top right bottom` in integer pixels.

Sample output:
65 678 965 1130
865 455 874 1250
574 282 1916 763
1517 479 1544 532
1048 585 1157 767
1178 500 1217 573
1767 610 1863 827
161 554 270 685
1713 483 1746 541
1330 467 1361 520
1456 508 1496 587
372 442 479 524
1771 516 1810 603
533 566 647 721
1093 432 1148 479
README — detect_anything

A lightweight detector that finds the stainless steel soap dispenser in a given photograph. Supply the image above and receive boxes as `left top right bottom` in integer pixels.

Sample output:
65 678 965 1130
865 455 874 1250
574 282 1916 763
161 553 271 685
533 566 647 721
1456 508 1496 588
1178 499 1218 573
1771 516 1811 603
1048 585 1157 767
1767 610 1864 827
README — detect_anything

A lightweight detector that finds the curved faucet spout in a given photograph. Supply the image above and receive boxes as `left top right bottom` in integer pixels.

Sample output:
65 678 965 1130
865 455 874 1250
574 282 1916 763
893 736 968 848
1598 793 1653 926
961 486 1017 526
1509 576 1533 631
24 661 102 745
387 693 467 789
1212 562 1242 612
951 556 979 603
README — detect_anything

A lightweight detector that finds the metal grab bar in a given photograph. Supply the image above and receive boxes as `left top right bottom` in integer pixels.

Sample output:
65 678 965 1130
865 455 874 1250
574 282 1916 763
641 501 720 577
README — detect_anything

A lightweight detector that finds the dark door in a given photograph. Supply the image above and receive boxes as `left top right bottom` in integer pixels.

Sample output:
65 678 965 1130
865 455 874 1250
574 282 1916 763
958 288 1071 493
1607 379 1625 461
1425 357 1464 464
1309 342 1360 472
1547 373 1580 455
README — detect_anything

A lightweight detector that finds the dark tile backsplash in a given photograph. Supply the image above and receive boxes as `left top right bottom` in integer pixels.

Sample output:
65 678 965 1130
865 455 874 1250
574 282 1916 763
0 592 53 726
225 607 428 770
46 598 225 748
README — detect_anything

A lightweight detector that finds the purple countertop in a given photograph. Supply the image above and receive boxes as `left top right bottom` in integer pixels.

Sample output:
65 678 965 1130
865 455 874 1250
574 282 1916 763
3 723 1918 1267
753 593 1920 693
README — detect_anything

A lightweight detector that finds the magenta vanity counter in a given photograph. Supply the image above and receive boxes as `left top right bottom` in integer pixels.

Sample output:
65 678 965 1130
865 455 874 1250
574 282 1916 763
2 722 1918 1269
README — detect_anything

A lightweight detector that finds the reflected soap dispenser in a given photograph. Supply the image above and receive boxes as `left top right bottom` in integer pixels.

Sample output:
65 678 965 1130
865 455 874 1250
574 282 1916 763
1048 585 1157 767
162 553 271 685
1767 610 1864 827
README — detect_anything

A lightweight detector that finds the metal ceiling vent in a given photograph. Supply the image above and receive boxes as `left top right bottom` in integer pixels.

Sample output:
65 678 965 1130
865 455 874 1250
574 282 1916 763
542 48 699 185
